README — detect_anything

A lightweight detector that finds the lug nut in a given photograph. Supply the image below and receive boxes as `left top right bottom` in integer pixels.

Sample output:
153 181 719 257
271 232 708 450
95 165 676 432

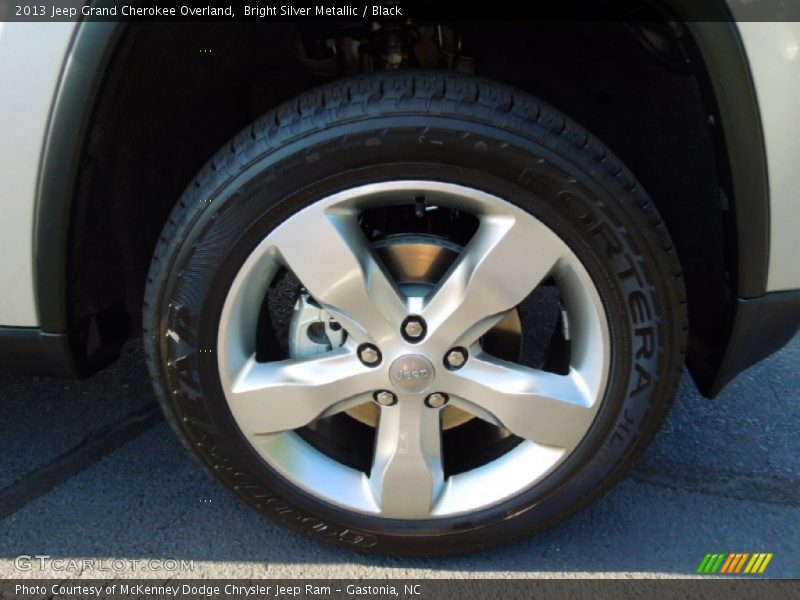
401 316 427 342
445 347 468 370
425 392 448 408
358 344 382 367
404 320 424 339
374 390 397 406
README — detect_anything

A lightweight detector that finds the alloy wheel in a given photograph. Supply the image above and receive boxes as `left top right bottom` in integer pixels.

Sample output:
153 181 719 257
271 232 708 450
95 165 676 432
216 180 610 519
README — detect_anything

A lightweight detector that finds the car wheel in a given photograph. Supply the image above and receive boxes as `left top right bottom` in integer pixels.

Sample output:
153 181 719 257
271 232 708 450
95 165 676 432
143 70 687 556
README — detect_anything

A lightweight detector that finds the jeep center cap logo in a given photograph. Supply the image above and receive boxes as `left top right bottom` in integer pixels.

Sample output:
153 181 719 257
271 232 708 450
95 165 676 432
389 355 435 395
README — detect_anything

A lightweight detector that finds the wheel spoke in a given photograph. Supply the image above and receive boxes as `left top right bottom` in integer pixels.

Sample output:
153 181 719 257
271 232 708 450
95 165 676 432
442 354 596 449
369 397 444 518
228 348 382 437
422 215 561 349
272 209 406 344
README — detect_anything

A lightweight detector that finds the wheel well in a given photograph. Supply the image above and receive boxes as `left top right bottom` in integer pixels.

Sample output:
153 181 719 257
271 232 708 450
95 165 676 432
65 19 735 384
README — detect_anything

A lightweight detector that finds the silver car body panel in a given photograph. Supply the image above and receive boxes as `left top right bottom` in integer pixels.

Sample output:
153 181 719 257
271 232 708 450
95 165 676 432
0 21 77 326
735 21 800 292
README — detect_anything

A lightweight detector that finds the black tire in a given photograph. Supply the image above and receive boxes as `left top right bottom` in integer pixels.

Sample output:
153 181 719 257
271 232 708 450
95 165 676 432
143 71 687 556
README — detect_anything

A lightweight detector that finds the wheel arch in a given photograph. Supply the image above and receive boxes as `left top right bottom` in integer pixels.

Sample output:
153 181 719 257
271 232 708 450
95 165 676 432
26 7 773 392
